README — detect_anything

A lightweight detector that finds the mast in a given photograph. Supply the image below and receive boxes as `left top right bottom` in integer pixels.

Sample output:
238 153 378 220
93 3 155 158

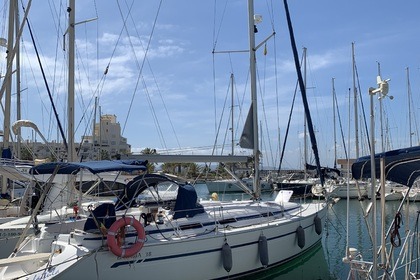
303 47 307 179
230 73 234 156
283 0 324 186
15 3 21 159
3 0 15 155
2 0 15 195
368 82 378 280
247 0 260 196
377 62 385 153
99 106 102 159
67 0 75 162
92 96 98 159
352 42 359 159
407 67 412 147
332 78 337 169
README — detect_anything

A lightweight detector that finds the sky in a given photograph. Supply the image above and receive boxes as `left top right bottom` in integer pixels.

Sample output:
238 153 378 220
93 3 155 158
1 0 420 170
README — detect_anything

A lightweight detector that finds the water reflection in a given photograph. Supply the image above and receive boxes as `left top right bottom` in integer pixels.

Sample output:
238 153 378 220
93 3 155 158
324 198 420 279
240 241 333 280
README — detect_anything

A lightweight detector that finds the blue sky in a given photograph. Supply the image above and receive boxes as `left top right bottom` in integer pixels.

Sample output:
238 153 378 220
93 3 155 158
1 0 420 170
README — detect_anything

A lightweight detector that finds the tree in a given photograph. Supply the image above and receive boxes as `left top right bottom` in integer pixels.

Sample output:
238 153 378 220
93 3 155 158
161 162 177 174
20 147 33 161
100 149 110 160
141 148 157 173
184 163 203 178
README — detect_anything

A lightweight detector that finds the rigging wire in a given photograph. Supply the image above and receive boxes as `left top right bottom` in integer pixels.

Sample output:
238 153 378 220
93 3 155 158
335 88 348 160
123 0 181 152
408 70 420 145
277 54 304 174
283 0 324 185
46 0 66 144
115 0 173 151
220 75 235 156
272 35 281 169
354 62 371 154
259 43 275 168
211 0 230 157
22 2 68 154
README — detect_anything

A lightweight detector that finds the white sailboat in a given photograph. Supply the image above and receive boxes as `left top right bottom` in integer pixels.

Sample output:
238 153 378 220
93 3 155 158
314 43 369 200
0 165 143 259
0 0 35 225
0 1 328 279
0 0 137 259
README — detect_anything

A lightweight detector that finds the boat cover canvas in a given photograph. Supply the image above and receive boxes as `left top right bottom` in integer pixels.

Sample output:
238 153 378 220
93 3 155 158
1 148 12 159
173 184 204 219
29 160 147 175
115 173 177 211
83 203 116 233
352 146 420 188
305 163 341 177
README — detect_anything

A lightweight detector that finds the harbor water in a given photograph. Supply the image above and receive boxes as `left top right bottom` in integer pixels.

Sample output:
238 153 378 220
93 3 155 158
195 183 420 280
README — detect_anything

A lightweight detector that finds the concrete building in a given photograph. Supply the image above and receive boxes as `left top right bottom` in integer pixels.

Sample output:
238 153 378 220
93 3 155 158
80 114 131 160
6 114 131 161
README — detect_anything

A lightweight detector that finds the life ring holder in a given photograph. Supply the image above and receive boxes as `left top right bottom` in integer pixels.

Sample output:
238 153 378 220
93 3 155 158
107 216 145 258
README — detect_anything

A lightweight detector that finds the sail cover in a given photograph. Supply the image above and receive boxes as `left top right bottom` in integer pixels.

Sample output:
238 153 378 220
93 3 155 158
173 184 204 219
239 105 254 149
351 146 420 188
30 160 147 175
305 163 341 177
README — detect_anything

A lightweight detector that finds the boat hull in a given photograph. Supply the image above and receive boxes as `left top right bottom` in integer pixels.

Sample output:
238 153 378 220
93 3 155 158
275 182 314 197
0 202 327 280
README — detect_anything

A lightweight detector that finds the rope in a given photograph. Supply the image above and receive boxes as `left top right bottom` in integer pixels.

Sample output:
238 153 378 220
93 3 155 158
390 211 402 247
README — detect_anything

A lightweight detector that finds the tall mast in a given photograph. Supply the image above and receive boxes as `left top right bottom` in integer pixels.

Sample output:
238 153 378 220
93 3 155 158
15 3 21 159
92 96 98 159
352 42 359 159
230 73 234 156
3 0 15 155
303 47 307 179
377 62 385 152
247 0 260 196
332 78 337 168
67 0 75 162
406 67 412 147
1 0 15 195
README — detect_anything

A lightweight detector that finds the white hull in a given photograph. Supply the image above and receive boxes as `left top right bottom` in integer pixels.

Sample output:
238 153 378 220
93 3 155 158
0 201 114 259
329 185 367 199
313 180 368 199
408 188 420 202
383 191 404 201
206 179 272 193
0 200 327 279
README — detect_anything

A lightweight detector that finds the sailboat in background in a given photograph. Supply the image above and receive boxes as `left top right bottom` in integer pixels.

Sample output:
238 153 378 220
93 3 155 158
205 74 272 194
0 0 135 259
0 0 37 225
313 43 369 200
0 1 328 279
276 48 318 197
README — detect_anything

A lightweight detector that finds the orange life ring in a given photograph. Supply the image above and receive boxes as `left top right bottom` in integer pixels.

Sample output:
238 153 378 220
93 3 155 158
107 216 145 258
